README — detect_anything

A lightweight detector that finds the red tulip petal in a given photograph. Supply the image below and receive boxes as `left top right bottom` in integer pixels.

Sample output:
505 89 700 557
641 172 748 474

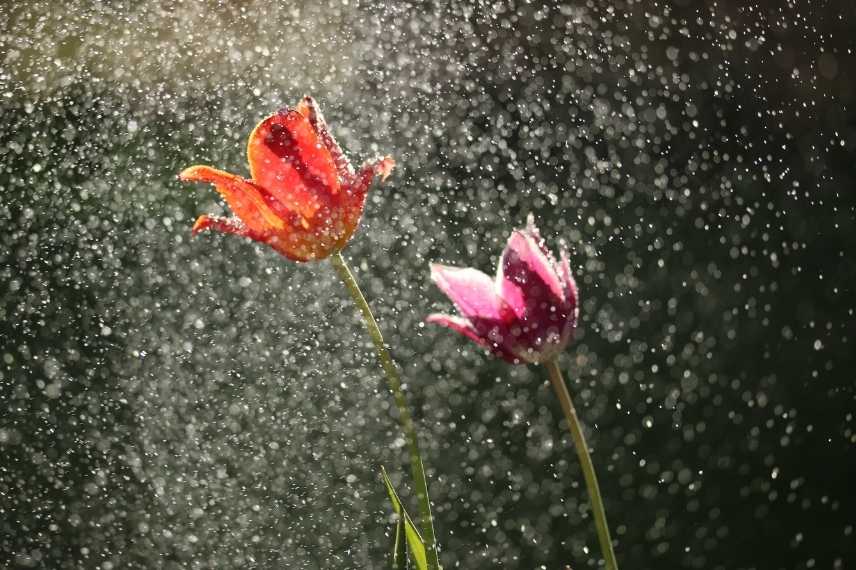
342 156 395 215
247 109 339 220
350 157 395 197
372 156 395 183
426 313 488 347
192 214 265 241
180 165 291 235
430 263 508 321
192 211 327 262
296 96 354 180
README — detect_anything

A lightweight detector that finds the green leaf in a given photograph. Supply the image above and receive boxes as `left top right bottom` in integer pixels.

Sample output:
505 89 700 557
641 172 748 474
390 516 407 570
382 466 428 570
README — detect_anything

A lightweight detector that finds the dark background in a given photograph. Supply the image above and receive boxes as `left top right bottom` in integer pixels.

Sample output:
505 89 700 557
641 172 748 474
1 1 854 568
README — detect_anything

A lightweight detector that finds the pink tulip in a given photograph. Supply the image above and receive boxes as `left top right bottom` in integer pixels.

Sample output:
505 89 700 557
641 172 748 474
429 218 621 569
428 216 579 364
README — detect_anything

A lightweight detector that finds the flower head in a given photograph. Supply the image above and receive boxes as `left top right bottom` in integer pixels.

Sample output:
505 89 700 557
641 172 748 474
428 216 579 364
180 96 394 261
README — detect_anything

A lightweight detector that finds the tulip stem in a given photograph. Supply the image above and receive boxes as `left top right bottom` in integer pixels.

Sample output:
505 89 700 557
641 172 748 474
330 252 441 570
544 358 619 570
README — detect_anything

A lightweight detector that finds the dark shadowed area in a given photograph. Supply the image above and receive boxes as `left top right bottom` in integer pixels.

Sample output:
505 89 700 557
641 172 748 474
1 1 854 568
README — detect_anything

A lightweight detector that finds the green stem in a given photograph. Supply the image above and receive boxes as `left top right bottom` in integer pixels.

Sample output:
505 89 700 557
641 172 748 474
330 252 441 570
544 358 619 570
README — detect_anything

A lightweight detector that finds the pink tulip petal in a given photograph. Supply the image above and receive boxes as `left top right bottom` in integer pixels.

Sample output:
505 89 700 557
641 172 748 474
425 314 487 347
497 279 526 319
498 229 565 307
560 248 579 311
428 314 526 364
525 213 554 260
430 263 508 321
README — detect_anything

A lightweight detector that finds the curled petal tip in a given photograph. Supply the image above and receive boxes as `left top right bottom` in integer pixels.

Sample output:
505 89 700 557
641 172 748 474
180 165 236 185
191 215 213 236
428 262 453 282
375 157 395 182
425 313 487 346
523 213 542 240
295 95 314 116
425 312 446 325
191 215 259 241
179 165 207 182
559 247 579 305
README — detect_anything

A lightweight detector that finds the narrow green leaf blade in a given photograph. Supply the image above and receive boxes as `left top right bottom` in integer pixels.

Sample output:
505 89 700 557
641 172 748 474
382 466 428 570
391 516 407 570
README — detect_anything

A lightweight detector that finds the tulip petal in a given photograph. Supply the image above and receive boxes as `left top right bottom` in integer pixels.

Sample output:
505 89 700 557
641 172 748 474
425 314 487 347
497 275 526 319
430 263 508 321
180 165 291 235
191 215 265 241
427 314 524 363
498 228 565 308
372 156 396 183
247 109 339 220
559 249 579 310
349 157 395 197
296 96 354 180
341 157 395 223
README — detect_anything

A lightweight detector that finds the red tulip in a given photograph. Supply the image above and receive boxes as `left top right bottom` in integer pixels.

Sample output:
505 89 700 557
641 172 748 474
428 216 579 364
180 96 394 261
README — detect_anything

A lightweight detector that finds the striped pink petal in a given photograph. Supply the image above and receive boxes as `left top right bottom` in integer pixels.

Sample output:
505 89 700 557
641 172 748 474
559 248 579 311
425 314 487 347
497 228 565 310
430 263 508 321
